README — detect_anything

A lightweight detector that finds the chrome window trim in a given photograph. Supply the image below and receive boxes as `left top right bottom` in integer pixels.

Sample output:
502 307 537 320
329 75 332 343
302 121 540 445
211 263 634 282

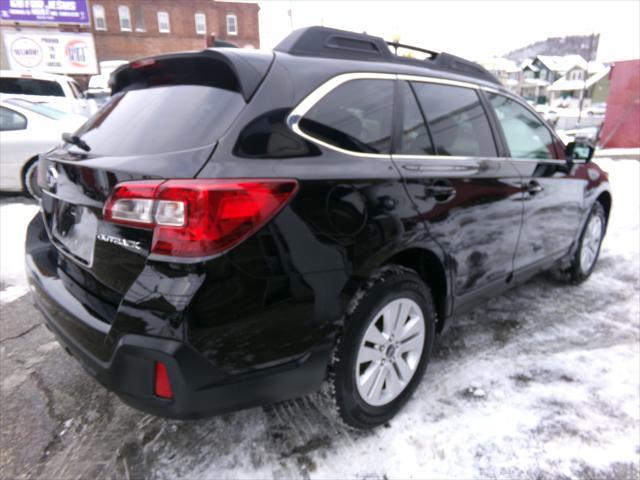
287 72 395 159
393 154 504 162
286 72 566 163
397 74 480 90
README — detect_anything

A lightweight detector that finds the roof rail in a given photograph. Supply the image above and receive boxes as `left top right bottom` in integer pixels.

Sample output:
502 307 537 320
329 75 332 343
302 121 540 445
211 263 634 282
275 26 500 86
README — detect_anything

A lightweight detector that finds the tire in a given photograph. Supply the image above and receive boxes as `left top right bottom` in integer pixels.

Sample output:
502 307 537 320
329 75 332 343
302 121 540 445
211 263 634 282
565 202 606 284
328 266 436 429
23 159 42 200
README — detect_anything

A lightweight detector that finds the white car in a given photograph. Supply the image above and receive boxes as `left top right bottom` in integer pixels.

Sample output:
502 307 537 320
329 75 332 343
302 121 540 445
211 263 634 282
0 97 86 198
0 70 97 118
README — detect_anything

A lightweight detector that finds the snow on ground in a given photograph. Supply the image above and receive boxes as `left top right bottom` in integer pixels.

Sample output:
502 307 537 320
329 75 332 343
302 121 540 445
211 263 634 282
0 197 38 303
0 158 638 479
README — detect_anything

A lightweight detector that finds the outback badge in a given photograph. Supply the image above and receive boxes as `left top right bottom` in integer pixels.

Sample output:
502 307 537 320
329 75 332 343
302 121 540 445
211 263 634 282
96 233 142 251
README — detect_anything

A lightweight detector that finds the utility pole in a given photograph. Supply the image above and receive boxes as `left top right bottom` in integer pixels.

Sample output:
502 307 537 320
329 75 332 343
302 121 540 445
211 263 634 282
577 33 596 126
288 1 294 31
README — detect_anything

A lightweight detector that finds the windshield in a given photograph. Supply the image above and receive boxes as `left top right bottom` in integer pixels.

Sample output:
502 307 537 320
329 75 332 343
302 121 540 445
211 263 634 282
73 85 245 156
0 77 65 97
4 98 68 120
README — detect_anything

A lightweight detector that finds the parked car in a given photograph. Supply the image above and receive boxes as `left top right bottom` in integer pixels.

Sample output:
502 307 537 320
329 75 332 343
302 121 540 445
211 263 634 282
25 27 611 429
0 97 86 198
0 70 97 117
85 60 128 108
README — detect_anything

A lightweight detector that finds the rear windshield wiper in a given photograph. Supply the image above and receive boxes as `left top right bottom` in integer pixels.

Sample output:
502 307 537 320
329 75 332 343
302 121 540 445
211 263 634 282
62 132 91 152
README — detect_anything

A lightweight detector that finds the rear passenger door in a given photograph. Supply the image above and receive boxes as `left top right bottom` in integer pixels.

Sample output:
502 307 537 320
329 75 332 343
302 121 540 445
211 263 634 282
485 93 584 271
391 79 524 306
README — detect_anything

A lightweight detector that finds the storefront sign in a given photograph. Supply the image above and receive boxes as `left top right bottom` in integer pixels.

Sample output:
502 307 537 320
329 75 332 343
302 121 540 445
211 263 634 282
3 30 98 74
0 0 90 25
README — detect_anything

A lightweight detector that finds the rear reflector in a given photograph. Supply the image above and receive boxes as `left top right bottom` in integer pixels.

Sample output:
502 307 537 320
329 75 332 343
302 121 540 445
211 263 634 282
154 362 173 399
104 179 298 258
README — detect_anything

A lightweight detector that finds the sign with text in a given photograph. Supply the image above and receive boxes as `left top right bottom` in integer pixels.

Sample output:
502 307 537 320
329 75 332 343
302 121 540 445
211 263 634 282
0 0 90 24
3 30 98 74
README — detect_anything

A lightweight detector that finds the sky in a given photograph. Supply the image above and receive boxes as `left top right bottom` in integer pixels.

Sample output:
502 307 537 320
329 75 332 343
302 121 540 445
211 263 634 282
258 1 640 63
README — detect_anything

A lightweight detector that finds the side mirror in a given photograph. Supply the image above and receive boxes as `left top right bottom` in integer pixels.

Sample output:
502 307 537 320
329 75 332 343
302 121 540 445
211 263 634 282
565 140 594 162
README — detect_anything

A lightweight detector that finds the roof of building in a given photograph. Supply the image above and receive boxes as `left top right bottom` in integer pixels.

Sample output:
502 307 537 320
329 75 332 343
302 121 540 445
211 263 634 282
477 57 520 73
536 54 588 72
548 67 611 92
522 78 550 87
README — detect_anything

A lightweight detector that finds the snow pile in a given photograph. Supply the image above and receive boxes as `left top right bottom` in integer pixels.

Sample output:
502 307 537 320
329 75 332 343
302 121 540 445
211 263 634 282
0 199 39 303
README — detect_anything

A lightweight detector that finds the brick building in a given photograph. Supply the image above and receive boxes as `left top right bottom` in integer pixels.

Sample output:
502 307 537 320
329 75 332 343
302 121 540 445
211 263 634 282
1 0 259 76
89 0 260 61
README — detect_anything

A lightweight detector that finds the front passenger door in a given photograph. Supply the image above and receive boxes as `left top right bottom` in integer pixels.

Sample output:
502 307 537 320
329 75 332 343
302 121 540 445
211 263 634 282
486 93 585 272
392 80 524 303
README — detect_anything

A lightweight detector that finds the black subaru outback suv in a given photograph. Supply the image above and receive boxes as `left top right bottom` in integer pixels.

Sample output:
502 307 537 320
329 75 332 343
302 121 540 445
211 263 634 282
26 27 611 429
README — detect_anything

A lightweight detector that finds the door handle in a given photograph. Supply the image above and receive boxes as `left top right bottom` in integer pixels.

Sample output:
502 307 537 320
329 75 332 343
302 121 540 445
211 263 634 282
525 181 544 195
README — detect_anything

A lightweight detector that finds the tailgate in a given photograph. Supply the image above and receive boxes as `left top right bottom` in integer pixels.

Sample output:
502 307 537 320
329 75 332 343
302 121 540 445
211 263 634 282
35 51 264 316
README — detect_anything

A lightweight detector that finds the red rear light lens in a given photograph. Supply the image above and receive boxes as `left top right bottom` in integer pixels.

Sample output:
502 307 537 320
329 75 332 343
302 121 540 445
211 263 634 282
154 361 173 399
130 58 156 69
103 179 298 258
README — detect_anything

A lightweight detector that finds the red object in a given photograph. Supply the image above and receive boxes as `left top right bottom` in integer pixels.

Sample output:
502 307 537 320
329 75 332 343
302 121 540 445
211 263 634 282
599 59 640 148
130 58 157 69
154 362 173 399
104 179 298 257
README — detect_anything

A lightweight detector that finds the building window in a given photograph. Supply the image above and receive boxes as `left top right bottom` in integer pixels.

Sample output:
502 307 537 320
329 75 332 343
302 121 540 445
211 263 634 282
157 11 170 33
570 70 584 81
195 12 206 35
134 4 145 31
118 6 131 31
93 4 106 30
226 14 237 35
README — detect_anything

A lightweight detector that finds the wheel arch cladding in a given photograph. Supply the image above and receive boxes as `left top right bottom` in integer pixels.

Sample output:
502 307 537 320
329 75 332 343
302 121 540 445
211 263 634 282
596 191 612 225
385 248 448 332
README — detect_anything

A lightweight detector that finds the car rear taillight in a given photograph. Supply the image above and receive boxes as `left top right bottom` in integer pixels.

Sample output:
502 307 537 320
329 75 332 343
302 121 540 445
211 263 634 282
154 362 173 399
103 179 298 258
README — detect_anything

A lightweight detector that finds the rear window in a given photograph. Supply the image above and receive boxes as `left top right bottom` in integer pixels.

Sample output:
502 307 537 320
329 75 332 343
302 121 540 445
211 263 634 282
0 77 65 97
73 85 245 156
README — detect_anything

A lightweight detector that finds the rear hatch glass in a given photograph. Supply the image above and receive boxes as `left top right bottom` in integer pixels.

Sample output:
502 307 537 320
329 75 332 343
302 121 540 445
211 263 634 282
39 55 251 320
73 85 244 156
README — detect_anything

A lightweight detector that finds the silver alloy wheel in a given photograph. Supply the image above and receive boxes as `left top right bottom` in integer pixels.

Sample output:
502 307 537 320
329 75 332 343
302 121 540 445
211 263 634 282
355 297 425 407
580 213 603 272
24 162 42 200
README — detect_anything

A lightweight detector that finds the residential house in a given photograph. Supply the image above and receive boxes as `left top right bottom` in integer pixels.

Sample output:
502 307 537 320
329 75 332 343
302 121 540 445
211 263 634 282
547 62 611 106
477 57 520 92
520 54 588 104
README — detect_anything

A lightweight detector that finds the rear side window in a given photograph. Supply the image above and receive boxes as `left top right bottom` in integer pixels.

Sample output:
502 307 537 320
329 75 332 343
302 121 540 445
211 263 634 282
488 93 556 159
411 82 496 157
0 78 65 97
299 79 394 154
0 107 27 131
397 81 434 155
73 85 244 156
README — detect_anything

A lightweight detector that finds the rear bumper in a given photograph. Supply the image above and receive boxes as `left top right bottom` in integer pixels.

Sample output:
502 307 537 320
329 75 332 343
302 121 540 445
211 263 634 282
25 215 331 419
